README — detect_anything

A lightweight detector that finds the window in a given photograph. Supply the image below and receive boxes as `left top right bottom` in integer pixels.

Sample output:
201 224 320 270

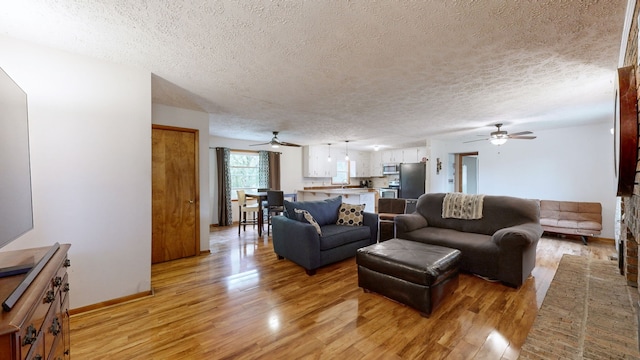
230 151 260 200
332 160 351 185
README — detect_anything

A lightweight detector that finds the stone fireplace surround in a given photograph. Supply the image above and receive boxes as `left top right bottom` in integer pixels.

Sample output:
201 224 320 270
620 0 640 291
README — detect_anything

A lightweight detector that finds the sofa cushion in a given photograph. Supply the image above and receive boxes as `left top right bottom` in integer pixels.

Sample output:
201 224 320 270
284 196 342 226
398 226 499 276
337 203 365 226
294 208 322 235
319 224 371 250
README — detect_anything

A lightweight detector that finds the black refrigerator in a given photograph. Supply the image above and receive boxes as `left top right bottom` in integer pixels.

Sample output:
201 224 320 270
399 162 426 199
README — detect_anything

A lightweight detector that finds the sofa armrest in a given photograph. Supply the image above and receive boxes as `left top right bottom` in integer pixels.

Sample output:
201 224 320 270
272 216 321 268
363 212 379 243
492 223 543 248
395 213 428 236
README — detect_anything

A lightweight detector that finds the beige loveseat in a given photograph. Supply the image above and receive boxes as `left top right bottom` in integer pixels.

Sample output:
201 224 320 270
539 200 602 245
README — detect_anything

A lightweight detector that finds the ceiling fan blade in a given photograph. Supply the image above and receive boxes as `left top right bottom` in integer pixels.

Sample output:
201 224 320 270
279 142 301 147
463 138 489 143
508 131 533 136
508 135 536 140
250 142 271 146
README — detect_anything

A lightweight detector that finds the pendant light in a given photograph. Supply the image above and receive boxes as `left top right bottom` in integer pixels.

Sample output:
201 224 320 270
327 143 332 162
345 140 349 161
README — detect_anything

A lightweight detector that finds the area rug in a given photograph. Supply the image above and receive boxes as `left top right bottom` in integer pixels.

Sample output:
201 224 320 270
519 255 640 359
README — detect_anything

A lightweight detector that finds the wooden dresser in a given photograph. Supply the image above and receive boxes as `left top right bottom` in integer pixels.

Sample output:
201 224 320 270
0 244 71 360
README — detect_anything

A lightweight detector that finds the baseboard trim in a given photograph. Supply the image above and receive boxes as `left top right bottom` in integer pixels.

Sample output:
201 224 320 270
69 289 154 316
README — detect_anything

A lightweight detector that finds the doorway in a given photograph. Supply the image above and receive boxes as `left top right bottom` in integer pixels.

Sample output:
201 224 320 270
450 152 479 194
152 125 200 264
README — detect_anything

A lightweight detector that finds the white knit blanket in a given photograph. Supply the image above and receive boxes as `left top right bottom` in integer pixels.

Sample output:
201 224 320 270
442 193 485 220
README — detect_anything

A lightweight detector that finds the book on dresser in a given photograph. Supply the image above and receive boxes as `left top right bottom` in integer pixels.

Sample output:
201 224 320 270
0 244 71 360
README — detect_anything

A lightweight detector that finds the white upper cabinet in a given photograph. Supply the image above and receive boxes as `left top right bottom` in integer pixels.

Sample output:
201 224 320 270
370 151 383 177
379 146 428 165
304 145 426 178
381 149 402 163
303 145 333 177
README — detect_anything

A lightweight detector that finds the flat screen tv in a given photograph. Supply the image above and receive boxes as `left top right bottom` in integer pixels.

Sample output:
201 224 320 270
0 67 33 250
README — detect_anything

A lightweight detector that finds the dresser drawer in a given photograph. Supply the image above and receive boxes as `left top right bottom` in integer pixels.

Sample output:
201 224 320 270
19 288 54 358
42 297 62 359
22 329 44 360
59 273 69 308
60 294 70 360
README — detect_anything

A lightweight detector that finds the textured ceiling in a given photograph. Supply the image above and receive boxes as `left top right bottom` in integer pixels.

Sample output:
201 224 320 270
0 0 628 150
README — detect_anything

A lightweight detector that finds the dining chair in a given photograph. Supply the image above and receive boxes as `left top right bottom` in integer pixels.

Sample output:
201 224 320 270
377 198 407 241
266 190 285 236
237 190 260 234
257 188 270 211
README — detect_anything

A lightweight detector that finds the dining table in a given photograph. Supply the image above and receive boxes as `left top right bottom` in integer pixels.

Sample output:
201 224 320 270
245 191 297 236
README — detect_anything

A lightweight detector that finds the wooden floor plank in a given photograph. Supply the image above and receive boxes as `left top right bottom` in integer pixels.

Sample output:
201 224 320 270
70 228 618 359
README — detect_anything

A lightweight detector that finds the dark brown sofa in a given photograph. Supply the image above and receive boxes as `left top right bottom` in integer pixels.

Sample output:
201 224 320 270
395 193 543 287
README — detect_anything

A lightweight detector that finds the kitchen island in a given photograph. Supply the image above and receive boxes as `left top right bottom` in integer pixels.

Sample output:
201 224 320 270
297 188 377 212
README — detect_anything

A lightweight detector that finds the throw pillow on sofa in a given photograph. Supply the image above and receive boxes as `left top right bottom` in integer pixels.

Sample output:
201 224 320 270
284 196 342 225
294 208 322 235
337 203 365 226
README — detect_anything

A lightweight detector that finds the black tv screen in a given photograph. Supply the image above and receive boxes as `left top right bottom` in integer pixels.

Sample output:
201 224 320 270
0 67 33 249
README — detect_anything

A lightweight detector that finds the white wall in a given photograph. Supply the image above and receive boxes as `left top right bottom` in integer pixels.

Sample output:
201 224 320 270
152 104 211 252
428 122 617 238
208 135 304 225
0 35 152 308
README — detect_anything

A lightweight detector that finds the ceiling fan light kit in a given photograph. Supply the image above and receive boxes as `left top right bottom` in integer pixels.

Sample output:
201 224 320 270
464 123 536 145
490 136 508 145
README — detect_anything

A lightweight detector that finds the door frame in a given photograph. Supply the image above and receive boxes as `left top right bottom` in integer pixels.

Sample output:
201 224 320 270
454 152 478 193
152 124 200 262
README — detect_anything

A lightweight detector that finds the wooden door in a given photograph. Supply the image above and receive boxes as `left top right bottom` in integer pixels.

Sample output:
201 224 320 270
152 125 199 264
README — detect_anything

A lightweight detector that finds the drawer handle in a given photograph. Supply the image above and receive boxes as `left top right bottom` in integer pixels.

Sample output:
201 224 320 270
22 324 37 345
63 283 70 293
33 355 43 360
64 258 71 267
45 290 55 303
53 276 63 287
49 317 61 336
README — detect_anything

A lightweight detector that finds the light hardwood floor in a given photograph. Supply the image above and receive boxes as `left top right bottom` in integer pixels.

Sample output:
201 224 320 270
70 227 617 359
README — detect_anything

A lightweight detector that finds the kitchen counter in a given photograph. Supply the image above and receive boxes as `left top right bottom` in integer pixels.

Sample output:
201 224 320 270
297 189 377 212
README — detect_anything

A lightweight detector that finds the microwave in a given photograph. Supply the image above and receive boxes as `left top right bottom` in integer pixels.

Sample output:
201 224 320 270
382 164 399 175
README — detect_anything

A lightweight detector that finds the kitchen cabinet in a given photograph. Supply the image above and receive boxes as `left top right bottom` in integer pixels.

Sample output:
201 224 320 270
370 151 383 177
380 146 428 165
303 145 334 177
382 149 403 163
406 146 428 163
305 146 373 178
402 147 416 163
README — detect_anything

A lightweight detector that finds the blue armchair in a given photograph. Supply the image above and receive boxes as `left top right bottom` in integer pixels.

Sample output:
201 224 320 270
272 196 378 275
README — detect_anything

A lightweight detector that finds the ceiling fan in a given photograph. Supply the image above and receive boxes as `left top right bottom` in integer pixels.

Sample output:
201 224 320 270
464 124 536 145
250 131 301 148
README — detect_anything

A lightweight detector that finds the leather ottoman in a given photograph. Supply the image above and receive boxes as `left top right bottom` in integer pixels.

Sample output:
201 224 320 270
356 238 461 317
